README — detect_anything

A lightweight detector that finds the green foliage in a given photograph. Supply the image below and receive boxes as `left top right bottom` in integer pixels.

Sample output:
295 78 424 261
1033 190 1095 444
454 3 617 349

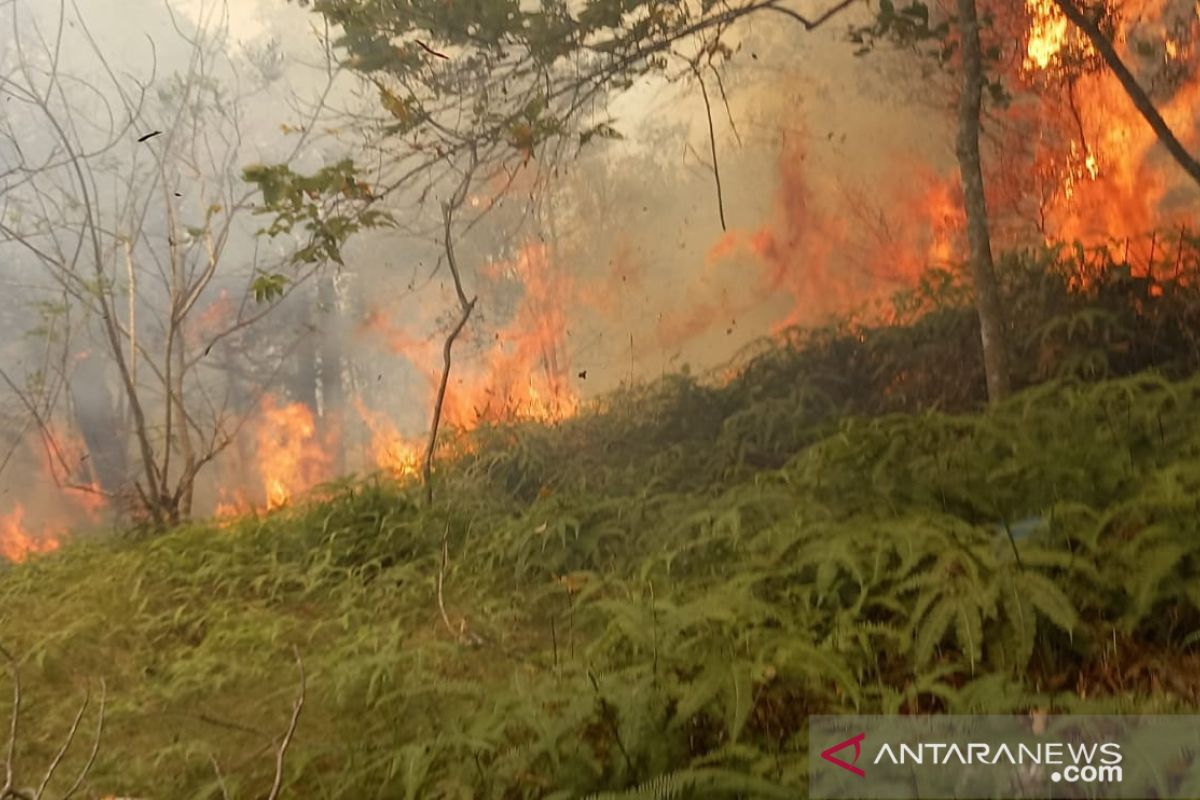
847 0 1010 105
286 0 770 174
242 160 391 265
848 0 953 61
2 244 1200 795
251 272 290 304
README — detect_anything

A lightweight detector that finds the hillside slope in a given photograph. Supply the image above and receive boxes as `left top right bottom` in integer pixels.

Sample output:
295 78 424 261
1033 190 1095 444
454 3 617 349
2 249 1200 799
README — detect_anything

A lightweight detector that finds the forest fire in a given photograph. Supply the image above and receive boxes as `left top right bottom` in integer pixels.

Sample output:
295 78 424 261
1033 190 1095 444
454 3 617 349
1014 0 1200 252
3 0 1197 545
216 247 580 511
209 396 421 525
1024 0 1091 70
214 489 252 523
255 395 333 510
443 243 579 426
0 505 61 563
0 427 109 562
127 0 1200 526
704 138 959 331
694 0 1198 333
39 430 108 518
363 241 580 431
354 398 422 480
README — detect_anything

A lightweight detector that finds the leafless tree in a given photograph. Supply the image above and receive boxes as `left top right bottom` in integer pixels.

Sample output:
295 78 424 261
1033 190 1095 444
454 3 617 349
0 0 342 528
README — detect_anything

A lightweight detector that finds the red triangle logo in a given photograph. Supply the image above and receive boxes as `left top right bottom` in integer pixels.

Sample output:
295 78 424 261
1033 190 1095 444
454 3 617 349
820 732 866 777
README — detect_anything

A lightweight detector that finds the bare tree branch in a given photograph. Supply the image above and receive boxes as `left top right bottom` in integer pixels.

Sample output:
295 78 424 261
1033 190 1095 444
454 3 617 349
59 678 104 800
690 61 727 231
1 0 346 528
422 156 479 506
33 687 89 800
266 647 305 800
0 644 19 800
436 521 457 639
208 754 230 800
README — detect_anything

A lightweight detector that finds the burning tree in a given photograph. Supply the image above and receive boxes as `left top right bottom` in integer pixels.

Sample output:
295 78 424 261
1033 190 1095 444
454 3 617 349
1049 0 1200 187
849 0 1200 400
239 0 861 499
0 0 341 529
248 0 1200 486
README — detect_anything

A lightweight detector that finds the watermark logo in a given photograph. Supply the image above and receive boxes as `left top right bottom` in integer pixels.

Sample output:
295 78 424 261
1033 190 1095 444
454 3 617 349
810 715 1200 799
1050 763 1124 785
820 732 867 778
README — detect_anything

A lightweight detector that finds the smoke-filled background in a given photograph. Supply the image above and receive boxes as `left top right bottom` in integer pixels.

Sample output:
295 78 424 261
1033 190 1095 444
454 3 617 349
1 0 1197 555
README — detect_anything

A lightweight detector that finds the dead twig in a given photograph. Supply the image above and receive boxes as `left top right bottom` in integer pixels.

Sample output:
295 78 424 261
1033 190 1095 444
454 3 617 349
208 754 230 800
709 63 742 147
60 679 105 800
689 61 727 231
414 40 449 60
0 643 19 800
266 647 305 800
0 640 105 800
34 688 90 800
422 286 476 506
436 522 457 640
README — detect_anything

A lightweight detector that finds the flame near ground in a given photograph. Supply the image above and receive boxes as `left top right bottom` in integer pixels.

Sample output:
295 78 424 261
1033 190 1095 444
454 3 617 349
3 0 1200 559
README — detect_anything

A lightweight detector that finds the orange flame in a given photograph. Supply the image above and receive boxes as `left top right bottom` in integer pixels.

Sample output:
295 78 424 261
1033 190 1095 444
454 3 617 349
1016 0 1200 246
190 289 236 348
353 398 423 479
255 396 331 510
0 423 110 558
213 487 253 526
365 242 580 430
704 136 956 333
1024 0 1077 70
206 0 1200 521
0 505 60 563
447 243 579 426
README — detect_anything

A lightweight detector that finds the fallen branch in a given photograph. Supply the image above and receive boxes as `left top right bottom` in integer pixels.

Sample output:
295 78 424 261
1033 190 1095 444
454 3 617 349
414 39 449 60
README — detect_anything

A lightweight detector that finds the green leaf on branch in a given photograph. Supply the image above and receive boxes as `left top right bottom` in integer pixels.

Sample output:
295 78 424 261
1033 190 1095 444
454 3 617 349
251 273 290 304
242 159 392 266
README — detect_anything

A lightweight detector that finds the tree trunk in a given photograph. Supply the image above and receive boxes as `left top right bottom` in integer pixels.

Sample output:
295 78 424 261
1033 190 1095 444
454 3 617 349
1051 0 1200 189
955 0 1012 404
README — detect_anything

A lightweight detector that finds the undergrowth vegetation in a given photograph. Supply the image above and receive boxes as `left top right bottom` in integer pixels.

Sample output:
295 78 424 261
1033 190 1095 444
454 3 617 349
1 244 1199 798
